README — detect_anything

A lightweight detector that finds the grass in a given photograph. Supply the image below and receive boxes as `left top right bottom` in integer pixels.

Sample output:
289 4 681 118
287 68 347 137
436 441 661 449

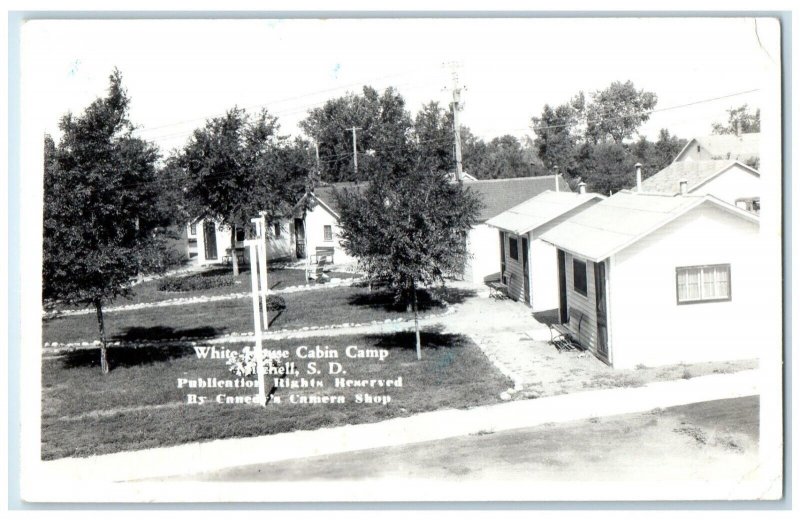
41 328 513 460
49 266 358 311
42 286 473 345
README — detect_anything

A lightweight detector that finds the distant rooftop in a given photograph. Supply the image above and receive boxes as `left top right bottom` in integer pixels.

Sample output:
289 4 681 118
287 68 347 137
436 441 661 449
641 159 758 195
464 176 572 222
486 190 605 236
311 175 571 222
675 133 760 163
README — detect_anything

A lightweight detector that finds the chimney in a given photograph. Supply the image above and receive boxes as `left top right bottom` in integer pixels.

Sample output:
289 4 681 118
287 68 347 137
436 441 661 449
635 163 643 192
555 173 560 192
735 120 741 137
679 179 688 196
578 182 587 194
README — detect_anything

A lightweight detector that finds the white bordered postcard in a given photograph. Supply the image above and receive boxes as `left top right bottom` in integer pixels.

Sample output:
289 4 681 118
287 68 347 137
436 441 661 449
15 14 785 504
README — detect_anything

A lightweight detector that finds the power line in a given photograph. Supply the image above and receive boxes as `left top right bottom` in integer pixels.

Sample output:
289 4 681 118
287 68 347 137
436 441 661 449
52 88 762 192
522 88 760 133
133 64 447 135
135 77 445 144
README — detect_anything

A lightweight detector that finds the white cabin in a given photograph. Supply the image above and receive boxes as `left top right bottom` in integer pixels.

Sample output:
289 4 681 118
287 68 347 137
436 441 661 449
486 190 605 311
539 191 763 369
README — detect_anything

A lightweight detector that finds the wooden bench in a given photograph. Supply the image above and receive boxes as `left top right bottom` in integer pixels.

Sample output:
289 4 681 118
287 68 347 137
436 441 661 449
487 281 508 299
547 308 585 352
311 246 335 265
222 247 245 266
305 247 335 282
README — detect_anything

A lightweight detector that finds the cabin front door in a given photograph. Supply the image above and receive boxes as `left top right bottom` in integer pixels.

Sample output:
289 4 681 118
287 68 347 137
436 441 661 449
521 237 531 305
203 221 218 260
595 260 609 361
557 249 568 323
294 218 306 259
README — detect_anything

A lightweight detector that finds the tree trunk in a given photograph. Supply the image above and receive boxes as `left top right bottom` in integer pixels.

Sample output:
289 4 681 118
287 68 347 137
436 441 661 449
231 224 239 276
94 300 109 374
412 280 421 361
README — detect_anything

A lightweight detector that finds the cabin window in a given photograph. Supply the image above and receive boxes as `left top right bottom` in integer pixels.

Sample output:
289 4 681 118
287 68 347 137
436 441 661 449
273 222 281 238
573 259 588 296
324 225 333 241
509 237 519 261
696 145 701 153
189 222 197 236
676 264 731 304
235 228 245 242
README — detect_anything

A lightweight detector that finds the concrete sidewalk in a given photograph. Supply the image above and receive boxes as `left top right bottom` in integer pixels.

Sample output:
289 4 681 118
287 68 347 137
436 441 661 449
37 369 759 482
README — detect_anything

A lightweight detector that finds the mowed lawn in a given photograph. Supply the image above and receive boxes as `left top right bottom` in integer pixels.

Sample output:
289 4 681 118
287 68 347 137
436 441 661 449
42 286 470 345
49 266 358 311
41 329 513 460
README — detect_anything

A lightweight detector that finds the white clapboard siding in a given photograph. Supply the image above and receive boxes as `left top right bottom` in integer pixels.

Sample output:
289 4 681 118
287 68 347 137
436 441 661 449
563 252 599 354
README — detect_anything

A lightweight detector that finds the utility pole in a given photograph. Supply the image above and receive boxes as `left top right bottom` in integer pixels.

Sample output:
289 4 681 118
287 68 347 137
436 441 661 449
451 70 464 182
348 126 361 176
314 141 321 177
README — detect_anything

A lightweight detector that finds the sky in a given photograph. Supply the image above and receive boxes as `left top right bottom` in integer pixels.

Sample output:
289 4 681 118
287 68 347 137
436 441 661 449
23 17 779 156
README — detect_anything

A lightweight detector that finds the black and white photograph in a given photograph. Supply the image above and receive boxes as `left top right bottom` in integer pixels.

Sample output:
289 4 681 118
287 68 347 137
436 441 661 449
10 11 786 505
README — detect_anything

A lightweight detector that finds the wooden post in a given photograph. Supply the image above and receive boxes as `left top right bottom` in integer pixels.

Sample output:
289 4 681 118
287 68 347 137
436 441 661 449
94 300 109 374
245 239 267 407
253 214 269 332
412 280 421 361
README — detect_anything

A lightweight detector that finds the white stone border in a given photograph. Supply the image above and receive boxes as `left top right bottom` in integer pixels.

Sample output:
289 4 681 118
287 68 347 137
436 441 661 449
467 333 525 401
43 276 365 318
42 305 456 354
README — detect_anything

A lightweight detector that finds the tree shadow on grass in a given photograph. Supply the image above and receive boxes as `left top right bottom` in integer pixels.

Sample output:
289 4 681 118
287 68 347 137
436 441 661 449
198 266 246 278
364 324 469 353
112 325 222 342
58 343 197 370
347 287 476 313
268 310 283 328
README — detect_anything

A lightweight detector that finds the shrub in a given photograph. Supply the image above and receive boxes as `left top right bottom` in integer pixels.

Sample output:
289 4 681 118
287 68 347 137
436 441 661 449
265 294 286 311
157 273 236 292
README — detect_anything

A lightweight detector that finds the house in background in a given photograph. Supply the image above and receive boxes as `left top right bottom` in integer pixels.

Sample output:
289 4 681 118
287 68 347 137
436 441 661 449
641 159 760 214
187 217 293 266
642 159 761 213
289 175 571 278
485 186 605 310
290 183 364 266
672 132 759 165
539 190 762 369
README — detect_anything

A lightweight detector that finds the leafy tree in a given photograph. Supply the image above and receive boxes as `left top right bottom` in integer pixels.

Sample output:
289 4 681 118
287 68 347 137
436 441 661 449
43 69 171 373
300 86 414 183
579 142 637 195
456 128 545 179
585 81 658 144
469 135 541 179
531 99 582 177
335 169 481 360
712 104 761 135
413 101 454 175
178 108 309 275
652 129 687 169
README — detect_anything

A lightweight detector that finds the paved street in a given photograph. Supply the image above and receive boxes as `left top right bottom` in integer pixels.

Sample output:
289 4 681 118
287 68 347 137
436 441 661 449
182 396 760 484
